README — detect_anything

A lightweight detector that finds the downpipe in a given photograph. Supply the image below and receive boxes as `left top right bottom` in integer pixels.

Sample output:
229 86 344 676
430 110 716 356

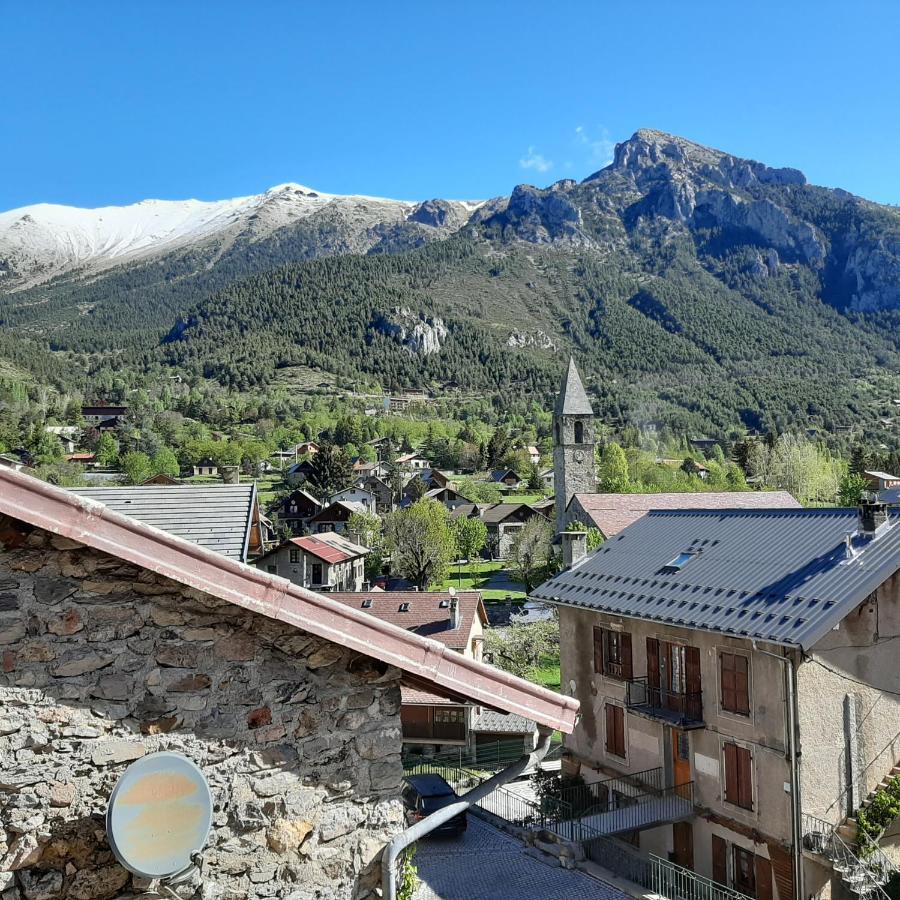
382 725 554 899
753 641 804 900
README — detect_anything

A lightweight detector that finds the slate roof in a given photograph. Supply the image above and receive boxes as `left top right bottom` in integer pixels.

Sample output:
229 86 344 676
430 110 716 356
480 503 538 525
328 591 486 651
69 483 258 562
472 708 537 735
569 490 801 537
532 507 900 650
554 358 593 416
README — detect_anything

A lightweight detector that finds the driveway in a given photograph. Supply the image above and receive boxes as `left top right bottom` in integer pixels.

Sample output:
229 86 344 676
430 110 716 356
412 815 627 900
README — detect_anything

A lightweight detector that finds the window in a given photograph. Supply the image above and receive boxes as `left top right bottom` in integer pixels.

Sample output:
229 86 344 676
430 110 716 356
574 420 584 443
399 602 410 612
594 628 633 680
289 549 300 564
361 598 373 608
266 565 277 574
605 704 626 758
664 552 695 571
311 563 323 584
434 708 464 724
733 846 756 897
720 653 750 715
724 742 753 809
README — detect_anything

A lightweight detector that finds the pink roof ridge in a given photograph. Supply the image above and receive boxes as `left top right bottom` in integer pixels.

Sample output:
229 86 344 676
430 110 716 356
0 468 577 733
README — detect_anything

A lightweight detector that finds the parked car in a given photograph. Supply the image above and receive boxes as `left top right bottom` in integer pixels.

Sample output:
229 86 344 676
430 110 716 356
401 774 467 835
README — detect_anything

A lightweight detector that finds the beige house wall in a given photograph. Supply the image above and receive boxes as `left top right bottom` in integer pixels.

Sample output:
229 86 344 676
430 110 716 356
797 573 900 826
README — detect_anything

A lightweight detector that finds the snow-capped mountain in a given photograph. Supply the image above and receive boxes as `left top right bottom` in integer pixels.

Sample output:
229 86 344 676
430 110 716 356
0 184 484 288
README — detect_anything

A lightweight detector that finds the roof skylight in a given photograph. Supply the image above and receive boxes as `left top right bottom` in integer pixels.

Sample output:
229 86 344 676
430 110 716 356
664 552 696 571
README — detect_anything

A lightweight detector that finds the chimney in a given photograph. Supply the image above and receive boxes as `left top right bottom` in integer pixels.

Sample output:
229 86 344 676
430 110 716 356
858 498 889 536
449 587 460 630
220 465 240 485
561 530 588 569
349 530 364 547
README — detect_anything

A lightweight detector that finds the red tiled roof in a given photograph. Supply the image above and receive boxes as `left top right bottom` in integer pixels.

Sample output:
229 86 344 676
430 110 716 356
290 535 352 564
569 490 801 537
0 468 578 732
328 591 487 651
66 453 96 461
401 685 462 706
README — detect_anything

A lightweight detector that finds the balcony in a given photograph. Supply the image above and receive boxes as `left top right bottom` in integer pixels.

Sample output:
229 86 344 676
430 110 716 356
400 706 467 744
626 677 704 728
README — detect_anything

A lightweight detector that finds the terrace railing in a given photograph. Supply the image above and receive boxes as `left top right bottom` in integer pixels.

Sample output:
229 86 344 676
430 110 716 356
626 677 704 727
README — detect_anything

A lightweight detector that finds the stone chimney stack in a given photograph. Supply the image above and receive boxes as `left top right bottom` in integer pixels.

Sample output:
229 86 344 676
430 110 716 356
220 465 240 485
561 530 588 570
858 498 889 536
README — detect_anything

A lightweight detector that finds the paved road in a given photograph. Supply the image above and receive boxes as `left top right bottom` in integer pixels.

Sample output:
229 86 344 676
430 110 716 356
413 815 627 900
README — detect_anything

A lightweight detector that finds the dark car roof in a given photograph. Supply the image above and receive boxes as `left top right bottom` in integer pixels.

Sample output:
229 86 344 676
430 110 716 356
404 773 456 797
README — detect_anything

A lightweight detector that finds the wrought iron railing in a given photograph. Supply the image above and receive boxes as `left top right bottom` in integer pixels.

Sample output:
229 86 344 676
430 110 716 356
626 676 704 724
802 812 892 900
651 854 754 900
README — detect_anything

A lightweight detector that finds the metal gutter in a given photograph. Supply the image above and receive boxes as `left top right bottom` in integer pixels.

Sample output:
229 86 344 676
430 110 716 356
0 468 578 733
382 726 554 900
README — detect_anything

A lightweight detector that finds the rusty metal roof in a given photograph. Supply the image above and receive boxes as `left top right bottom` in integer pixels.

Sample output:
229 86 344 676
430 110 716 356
533 507 900 650
0 468 578 733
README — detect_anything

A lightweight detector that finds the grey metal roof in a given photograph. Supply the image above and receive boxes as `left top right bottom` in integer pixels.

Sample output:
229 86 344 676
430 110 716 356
554 357 593 416
531 507 900 650
69 484 257 562
880 488 900 506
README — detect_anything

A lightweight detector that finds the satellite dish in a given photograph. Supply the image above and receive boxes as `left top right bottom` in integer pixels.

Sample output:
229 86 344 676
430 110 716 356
106 751 213 881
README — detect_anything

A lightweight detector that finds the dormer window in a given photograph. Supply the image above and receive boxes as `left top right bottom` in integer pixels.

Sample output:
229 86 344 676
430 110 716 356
361 598 373 609
398 602 410 612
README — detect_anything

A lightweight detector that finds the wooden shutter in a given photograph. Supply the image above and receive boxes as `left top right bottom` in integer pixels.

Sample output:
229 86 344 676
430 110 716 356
686 645 701 695
738 746 753 809
605 703 615 754
647 638 660 689
712 834 728 886
735 655 750 715
622 633 633 681
606 704 625 757
616 706 625 756
724 742 738 804
769 843 795 900
593 627 604 674
721 653 737 711
755 855 773 900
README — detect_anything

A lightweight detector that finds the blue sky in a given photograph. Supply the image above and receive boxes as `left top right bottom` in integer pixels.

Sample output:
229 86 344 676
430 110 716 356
2 1 899 210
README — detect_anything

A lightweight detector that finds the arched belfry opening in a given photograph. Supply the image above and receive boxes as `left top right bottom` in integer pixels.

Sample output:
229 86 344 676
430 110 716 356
574 420 584 444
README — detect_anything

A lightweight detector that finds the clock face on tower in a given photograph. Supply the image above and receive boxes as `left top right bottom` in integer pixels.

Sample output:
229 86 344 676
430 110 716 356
574 449 585 462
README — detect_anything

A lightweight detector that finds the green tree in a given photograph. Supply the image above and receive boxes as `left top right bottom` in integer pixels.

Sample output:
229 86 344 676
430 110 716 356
484 619 559 679
306 442 355 498
598 443 630 492
452 516 488 585
151 447 180 478
509 516 556 591
348 510 384 581
526 462 543 492
95 432 120 467
839 472 869 506
121 451 153 485
383 499 456 591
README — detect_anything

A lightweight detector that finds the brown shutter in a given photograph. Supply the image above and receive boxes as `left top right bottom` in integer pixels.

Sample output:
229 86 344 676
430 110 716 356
686 645 701 695
622 633 633 681
724 742 738 804
721 653 736 711
605 703 614 753
712 834 728 886
736 656 750 715
593 626 604 674
617 706 626 757
768 843 794 900
647 638 660 689
738 747 753 809
756 855 773 900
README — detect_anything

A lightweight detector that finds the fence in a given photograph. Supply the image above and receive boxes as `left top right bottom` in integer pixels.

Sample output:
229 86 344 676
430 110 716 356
402 738 561 775
581 832 655 888
651 854 754 900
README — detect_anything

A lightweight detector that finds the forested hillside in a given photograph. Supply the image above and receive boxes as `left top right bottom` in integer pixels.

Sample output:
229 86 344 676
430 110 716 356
1 129 899 445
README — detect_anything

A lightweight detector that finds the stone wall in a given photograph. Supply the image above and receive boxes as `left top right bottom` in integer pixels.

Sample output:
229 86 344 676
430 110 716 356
0 518 405 900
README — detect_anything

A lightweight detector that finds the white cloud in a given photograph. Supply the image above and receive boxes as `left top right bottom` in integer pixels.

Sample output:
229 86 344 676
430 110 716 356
519 146 554 173
575 125 614 168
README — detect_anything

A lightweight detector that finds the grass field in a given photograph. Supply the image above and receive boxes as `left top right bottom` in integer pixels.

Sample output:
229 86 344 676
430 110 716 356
435 560 527 602
530 655 561 691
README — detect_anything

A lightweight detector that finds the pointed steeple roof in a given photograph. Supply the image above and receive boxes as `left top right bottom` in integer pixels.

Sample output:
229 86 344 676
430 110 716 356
555 357 593 416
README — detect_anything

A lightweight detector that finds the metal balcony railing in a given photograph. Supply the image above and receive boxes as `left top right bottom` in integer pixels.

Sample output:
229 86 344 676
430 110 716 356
626 676 704 727
651 854 754 900
802 812 893 900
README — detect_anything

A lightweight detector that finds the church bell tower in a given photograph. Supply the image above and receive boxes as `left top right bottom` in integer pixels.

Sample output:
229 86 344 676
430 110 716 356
553 357 596 535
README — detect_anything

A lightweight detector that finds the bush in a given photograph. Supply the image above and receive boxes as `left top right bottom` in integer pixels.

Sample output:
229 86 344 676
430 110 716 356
857 774 900 848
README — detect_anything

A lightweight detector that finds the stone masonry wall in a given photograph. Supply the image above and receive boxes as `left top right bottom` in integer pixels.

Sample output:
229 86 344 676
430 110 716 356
0 518 405 900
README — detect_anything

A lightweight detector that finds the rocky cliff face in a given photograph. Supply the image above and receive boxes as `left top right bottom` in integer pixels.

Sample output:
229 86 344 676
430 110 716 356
475 128 900 311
